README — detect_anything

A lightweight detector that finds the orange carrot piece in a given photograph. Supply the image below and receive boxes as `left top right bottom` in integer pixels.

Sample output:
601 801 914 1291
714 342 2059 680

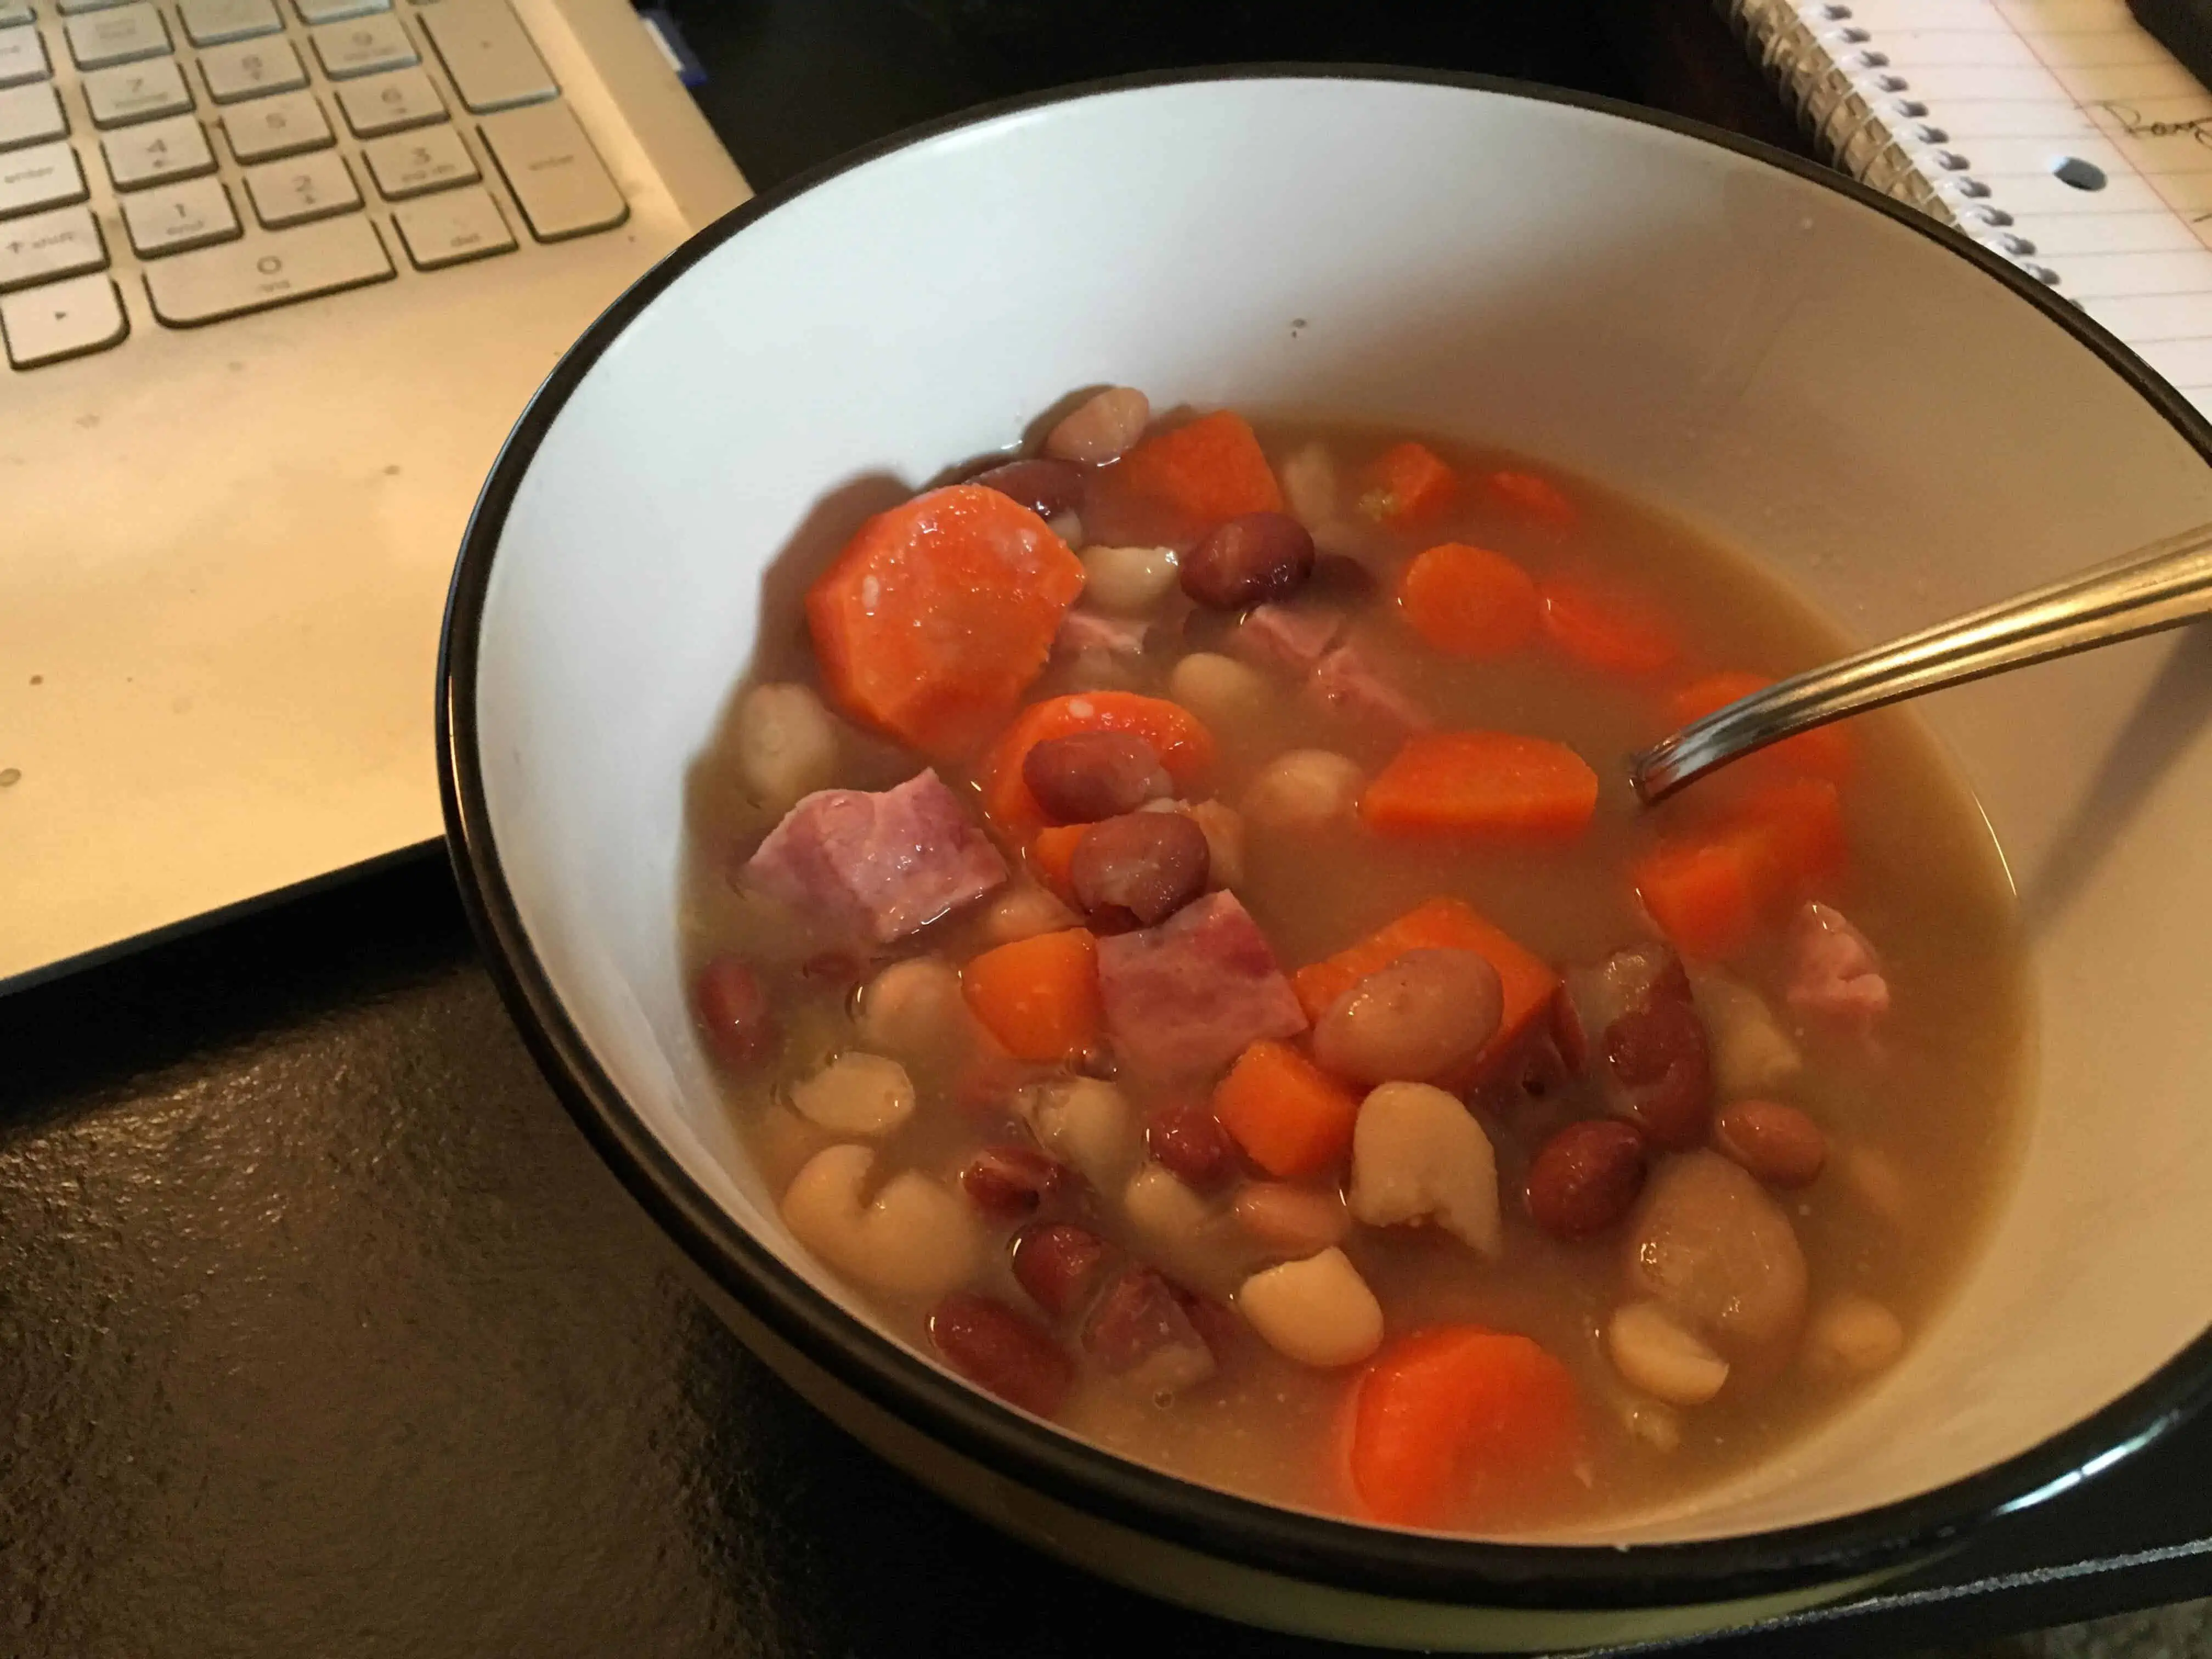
1116 410 1284 523
1026 823 1087 898
1293 898 1558 1080
1734 774 1847 890
806 484 1085 758
1340 1326 1581 1528
1212 1040 1361 1180
1633 775 1848 959
976 691 1216 838
1538 575 1678 677
1397 543 1539 658
961 928 1100 1062
1488 470 1579 529
1359 441 1457 528
1669 672 1854 783
1359 731 1599 842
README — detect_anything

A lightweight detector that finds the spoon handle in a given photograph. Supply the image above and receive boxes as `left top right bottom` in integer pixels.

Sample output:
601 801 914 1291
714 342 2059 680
1629 521 2212 804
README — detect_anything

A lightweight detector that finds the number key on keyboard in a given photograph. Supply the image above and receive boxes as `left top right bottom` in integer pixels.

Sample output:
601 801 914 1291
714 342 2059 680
0 137 83 216
121 173 238 254
419 0 550 112
361 122 472 198
143 212 391 324
392 180 509 268
308 13 413 78
221 86 326 159
178 0 282 46
244 146 356 227
335 64 440 136
199 36 304 101
0 23 48 86
0 81 65 149
480 101 622 241
102 109 212 188
0 201 105 290
84 58 191 125
2 268 126 365
64 1 166 68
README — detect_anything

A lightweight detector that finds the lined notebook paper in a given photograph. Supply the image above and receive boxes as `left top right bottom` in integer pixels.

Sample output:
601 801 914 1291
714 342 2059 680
1730 0 2212 413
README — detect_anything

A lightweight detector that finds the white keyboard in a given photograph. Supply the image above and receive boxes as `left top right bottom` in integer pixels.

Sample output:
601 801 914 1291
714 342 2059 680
0 0 628 368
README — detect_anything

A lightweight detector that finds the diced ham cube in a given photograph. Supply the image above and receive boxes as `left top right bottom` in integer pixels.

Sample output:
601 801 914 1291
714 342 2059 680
1081 1266 1217 1396
1232 601 1344 676
1785 902 1891 1030
1055 608 1149 660
1307 644 1430 735
1096 890 1307 1079
744 769 1008 944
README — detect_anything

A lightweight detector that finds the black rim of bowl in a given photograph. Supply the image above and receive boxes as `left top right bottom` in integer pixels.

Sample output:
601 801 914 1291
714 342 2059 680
437 65 2212 1612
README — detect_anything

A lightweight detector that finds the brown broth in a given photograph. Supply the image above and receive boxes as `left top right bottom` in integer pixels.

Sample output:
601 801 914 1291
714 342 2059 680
678 415 2030 1534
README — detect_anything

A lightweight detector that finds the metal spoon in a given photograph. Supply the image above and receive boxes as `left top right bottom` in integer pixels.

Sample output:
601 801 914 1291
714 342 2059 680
1628 521 2212 804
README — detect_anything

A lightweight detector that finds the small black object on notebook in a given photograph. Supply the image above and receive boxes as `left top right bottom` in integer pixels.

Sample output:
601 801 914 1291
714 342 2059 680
2131 0 2212 94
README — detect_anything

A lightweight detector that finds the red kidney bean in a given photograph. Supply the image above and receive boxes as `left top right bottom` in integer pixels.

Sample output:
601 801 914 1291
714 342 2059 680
1525 1119 1649 1239
1146 1097 1238 1190
1308 552 1379 605
1714 1100 1829 1188
1604 998 1714 1149
1022 730 1168 825
693 956 777 1070
928 1292 1075 1417
1070 811 1209 928
1011 1222 1110 1317
1081 1266 1216 1393
972 457 1085 519
1180 512 1316 609
960 1143 1063 1218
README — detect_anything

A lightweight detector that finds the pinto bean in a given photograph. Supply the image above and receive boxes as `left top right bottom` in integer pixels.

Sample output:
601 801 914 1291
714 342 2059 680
928 1292 1075 1417
1180 512 1316 609
1147 1097 1239 1190
693 956 777 1070
1070 810 1210 927
1526 1119 1648 1240
1045 386 1150 464
1624 1150 1807 1353
1024 730 1169 825
960 1143 1064 1218
1231 1183 1352 1255
973 457 1085 518
1011 1221 1111 1317
1311 948 1504 1086
1713 1100 1827 1188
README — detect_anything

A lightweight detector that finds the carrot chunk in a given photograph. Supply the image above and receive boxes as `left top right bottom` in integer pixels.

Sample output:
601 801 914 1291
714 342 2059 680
1538 575 1678 677
806 484 1085 758
1632 775 1847 959
1669 672 1854 783
1359 441 1457 528
962 928 1101 1062
977 692 1216 838
1359 731 1599 842
1115 410 1284 523
1488 470 1579 530
1212 1040 1361 1180
1340 1326 1581 1527
1293 897 1557 1081
1397 543 1540 658
1026 823 1088 898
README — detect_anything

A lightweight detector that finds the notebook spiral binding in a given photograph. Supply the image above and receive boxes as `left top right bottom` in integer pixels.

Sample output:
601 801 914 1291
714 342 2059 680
1717 0 2063 285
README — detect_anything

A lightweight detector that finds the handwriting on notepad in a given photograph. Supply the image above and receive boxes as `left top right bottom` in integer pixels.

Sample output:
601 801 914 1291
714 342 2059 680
2098 104 2212 148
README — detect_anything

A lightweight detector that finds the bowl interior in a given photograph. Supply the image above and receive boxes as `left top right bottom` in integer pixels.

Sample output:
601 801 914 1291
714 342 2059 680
462 75 2212 1545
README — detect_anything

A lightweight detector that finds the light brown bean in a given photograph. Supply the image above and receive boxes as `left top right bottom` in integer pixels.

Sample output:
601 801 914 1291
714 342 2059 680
1714 1100 1828 1188
1311 947 1504 1085
1525 1119 1648 1240
1232 1183 1351 1255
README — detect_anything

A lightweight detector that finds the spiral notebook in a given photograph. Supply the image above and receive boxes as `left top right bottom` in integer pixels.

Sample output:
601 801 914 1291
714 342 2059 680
1728 0 2212 414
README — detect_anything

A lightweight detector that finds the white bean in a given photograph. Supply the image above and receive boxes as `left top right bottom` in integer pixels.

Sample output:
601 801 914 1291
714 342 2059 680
1804 1294 1906 1377
1347 1081 1502 1257
1838 1143 1909 1226
1237 1248 1384 1368
1169 651 1272 729
1124 1163 1214 1244
1017 1076 1139 1193
735 682 839 812
984 883 1080 945
1048 510 1085 550
788 1051 915 1137
1081 545 1180 615
1620 1393 1684 1453
1278 442 1340 528
1243 749 1364 832
856 958 972 1057
1607 1300 1731 1406
1690 968 1803 1097
781 1144 979 1299
1044 386 1150 465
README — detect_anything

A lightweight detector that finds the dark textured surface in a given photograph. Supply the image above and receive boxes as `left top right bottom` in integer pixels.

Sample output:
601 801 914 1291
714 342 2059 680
7 4 2212 1655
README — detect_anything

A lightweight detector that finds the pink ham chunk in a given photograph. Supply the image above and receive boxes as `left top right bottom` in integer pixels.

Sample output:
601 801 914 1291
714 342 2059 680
744 769 1008 943
1307 644 1430 735
1785 902 1890 1030
1232 601 1345 676
1054 608 1149 659
1096 890 1307 1079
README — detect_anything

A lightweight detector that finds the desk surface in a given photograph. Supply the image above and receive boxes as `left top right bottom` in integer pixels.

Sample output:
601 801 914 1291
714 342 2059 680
7 4 2210 1655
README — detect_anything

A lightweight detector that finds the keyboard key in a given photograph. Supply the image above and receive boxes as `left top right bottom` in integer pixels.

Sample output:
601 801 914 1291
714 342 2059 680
0 200 103 290
419 0 549 112
335 64 439 136
294 0 384 18
121 172 237 253
198 35 303 101
0 22 47 84
58 0 142 12
143 212 390 323
64 1 167 70
0 136 80 215
101 108 211 188
392 180 508 268
83 57 190 125
0 78 63 148
2 268 124 363
178 0 280 45
221 87 325 159
0 4 35 27
308 12 411 77
361 122 471 197
243 146 356 226
480 102 621 241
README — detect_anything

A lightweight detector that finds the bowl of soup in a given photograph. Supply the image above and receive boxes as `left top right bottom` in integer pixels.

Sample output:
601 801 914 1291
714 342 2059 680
437 69 2212 1651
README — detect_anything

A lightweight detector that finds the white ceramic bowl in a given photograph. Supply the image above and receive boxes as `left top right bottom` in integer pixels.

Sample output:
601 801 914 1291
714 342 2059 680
439 70 2212 1652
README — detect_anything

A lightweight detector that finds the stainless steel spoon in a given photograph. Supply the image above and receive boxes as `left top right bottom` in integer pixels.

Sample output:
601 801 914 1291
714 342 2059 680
1628 521 2212 804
